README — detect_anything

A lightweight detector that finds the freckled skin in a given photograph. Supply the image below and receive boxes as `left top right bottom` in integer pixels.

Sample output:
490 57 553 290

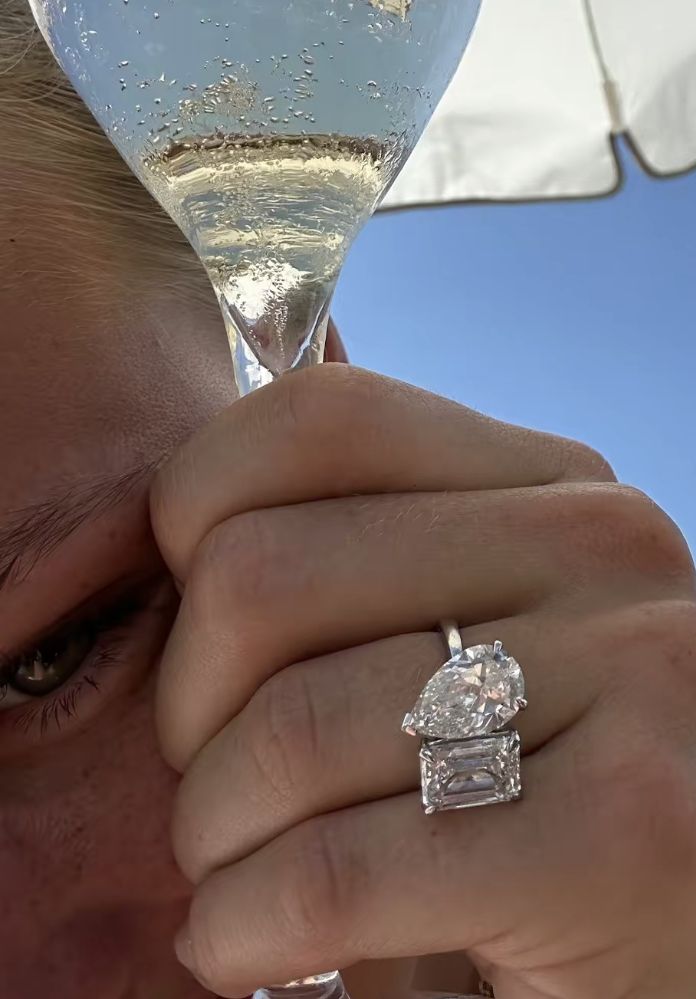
0 259 351 997
0 285 236 998
0 681 190 997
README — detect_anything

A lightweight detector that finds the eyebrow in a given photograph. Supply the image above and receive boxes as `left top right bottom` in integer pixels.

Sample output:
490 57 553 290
0 462 156 593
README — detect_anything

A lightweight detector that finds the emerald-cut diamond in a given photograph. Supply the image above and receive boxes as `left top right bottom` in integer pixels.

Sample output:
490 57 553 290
420 732 522 812
403 642 525 740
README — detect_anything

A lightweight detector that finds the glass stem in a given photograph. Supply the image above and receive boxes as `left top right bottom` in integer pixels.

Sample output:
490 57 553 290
217 282 333 397
235 293 344 996
253 975 348 999
228 273 340 996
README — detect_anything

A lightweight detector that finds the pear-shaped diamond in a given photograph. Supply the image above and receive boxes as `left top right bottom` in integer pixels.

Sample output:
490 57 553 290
405 643 525 739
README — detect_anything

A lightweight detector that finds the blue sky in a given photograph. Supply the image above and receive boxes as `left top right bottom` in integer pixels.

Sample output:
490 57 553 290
335 141 696 553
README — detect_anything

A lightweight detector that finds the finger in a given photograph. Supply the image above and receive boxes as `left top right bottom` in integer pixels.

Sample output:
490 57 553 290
155 486 550 770
157 482 680 769
151 365 614 580
173 752 585 997
173 616 599 882
177 661 696 999
177 697 687 999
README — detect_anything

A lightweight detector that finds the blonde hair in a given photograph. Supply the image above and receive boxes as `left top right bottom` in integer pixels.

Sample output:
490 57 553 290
0 0 212 306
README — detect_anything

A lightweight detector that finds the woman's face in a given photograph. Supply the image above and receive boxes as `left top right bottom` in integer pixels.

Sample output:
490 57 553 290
0 249 237 997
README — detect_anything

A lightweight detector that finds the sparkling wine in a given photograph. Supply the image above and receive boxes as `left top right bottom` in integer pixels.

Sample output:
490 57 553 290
29 0 481 390
144 132 395 385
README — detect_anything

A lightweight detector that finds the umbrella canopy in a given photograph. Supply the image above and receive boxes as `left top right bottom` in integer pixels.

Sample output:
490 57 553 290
384 0 696 207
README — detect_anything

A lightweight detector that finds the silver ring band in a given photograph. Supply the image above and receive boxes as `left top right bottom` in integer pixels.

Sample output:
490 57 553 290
441 618 464 658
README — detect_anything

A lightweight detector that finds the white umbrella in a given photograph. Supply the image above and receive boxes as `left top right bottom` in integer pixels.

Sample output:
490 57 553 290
384 0 696 207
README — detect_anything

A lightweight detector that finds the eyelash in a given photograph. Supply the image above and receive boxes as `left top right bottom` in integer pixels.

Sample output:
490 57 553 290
0 595 147 737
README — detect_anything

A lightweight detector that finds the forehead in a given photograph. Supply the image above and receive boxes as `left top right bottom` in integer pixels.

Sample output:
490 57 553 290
0 289 232 504
0 282 233 639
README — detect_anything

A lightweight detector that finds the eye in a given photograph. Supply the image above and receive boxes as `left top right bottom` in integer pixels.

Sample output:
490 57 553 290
0 582 159 708
9 628 95 697
0 577 175 743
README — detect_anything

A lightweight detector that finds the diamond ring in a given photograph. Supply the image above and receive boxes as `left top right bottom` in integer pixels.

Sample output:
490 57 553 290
402 622 527 813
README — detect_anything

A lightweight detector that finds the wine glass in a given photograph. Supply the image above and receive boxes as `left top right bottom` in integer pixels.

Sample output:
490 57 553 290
29 0 480 396
28 1 481 994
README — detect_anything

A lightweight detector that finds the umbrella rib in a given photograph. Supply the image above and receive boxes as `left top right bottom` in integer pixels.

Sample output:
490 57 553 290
580 0 624 133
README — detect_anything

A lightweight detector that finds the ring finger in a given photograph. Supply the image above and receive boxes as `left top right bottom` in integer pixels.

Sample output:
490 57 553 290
174 750 595 998
157 482 668 770
172 613 600 884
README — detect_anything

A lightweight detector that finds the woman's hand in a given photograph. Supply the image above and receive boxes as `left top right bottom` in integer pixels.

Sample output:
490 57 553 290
150 365 696 999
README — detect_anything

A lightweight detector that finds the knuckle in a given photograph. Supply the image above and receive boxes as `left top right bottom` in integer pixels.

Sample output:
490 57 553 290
552 484 695 581
171 769 211 885
591 736 696 883
245 670 323 808
148 464 172 550
616 600 696 713
187 510 282 628
186 886 235 994
150 449 197 574
275 364 385 447
554 439 617 484
275 820 358 961
656 602 696 685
